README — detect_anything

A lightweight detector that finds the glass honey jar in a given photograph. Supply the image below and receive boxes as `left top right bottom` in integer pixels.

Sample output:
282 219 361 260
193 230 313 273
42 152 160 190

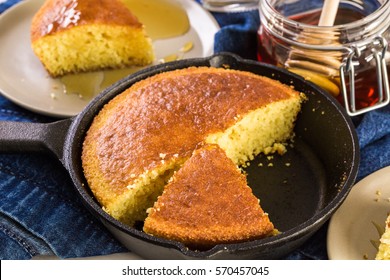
257 0 390 116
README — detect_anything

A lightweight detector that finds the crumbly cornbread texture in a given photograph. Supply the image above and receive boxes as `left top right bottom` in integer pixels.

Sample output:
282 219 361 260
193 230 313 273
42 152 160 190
30 0 154 77
376 214 390 260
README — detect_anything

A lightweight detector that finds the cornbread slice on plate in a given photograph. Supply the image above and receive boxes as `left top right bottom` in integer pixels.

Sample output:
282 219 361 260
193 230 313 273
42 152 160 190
30 0 154 77
376 214 390 260
144 144 276 249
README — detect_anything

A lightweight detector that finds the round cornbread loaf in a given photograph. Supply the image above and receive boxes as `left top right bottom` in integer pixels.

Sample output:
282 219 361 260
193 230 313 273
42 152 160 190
82 66 303 230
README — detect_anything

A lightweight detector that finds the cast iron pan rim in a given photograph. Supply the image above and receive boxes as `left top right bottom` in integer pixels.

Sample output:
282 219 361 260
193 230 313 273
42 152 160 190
65 53 359 258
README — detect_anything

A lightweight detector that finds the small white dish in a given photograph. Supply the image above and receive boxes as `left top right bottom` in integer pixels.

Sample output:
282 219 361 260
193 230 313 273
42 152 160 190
327 166 390 260
0 0 219 117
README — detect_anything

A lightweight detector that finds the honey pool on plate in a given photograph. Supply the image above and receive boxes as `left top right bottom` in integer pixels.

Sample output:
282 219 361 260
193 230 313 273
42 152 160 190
58 0 191 101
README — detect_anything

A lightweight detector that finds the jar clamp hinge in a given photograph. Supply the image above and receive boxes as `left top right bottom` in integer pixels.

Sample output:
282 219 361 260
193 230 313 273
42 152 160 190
340 36 390 116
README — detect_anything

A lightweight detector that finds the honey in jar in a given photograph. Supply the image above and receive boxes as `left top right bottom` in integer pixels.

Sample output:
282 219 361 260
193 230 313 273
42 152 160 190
257 0 390 116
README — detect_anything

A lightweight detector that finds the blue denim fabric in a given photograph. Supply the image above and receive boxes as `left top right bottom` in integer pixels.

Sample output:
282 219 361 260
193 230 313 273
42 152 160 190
356 106 390 181
1 0 389 260
213 10 260 60
0 0 23 12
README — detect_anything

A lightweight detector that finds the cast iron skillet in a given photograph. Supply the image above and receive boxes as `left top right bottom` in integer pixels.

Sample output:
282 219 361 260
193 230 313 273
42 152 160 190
0 53 359 259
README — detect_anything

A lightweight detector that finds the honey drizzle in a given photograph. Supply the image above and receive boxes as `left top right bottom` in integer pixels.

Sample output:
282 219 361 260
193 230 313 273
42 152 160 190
121 0 189 40
46 0 80 34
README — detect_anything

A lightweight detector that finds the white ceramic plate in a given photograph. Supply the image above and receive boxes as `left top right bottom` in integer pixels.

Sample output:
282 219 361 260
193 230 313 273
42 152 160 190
0 0 219 117
327 166 390 260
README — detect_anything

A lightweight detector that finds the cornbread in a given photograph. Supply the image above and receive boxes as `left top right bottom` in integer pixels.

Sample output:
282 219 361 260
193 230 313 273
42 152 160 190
143 144 275 249
30 0 154 77
376 214 390 260
82 66 302 231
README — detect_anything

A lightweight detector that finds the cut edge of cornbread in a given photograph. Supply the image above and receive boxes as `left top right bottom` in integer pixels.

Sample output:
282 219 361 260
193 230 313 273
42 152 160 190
206 98 301 166
103 158 185 226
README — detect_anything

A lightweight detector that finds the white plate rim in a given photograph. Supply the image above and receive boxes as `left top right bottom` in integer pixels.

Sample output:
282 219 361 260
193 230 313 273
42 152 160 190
327 165 390 260
0 0 220 118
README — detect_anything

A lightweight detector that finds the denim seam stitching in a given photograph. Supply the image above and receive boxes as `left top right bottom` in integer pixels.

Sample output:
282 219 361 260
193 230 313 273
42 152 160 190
0 223 38 257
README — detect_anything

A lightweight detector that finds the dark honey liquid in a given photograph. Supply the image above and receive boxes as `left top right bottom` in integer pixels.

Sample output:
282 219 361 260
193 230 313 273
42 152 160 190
288 7 365 25
60 0 190 101
258 7 388 110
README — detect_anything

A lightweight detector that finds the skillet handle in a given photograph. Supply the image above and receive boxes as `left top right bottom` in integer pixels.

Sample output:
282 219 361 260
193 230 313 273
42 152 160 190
0 118 73 162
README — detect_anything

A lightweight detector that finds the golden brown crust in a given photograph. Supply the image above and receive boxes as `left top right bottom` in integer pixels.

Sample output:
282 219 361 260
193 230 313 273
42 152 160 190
143 144 274 249
82 67 300 207
31 0 142 42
